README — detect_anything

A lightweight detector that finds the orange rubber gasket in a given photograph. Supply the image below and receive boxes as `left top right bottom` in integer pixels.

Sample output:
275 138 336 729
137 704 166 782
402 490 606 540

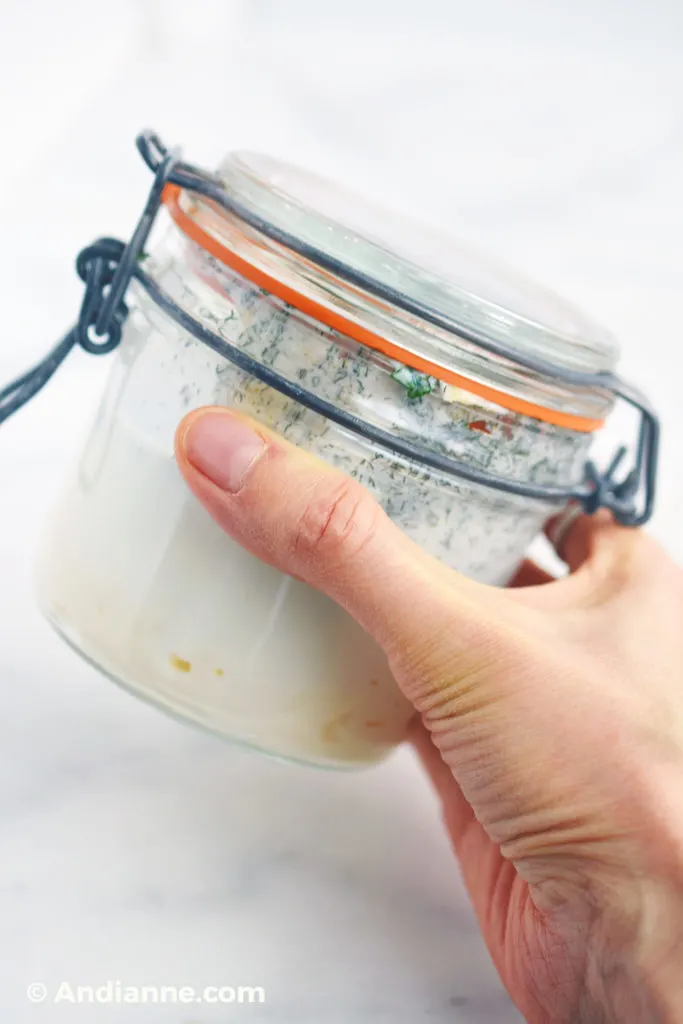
162 184 604 433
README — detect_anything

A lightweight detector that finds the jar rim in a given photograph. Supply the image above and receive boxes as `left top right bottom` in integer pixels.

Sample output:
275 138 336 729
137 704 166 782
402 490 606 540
163 183 610 433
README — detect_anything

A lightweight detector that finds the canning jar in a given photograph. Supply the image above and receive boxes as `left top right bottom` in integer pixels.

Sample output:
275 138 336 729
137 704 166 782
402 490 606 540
14 135 655 769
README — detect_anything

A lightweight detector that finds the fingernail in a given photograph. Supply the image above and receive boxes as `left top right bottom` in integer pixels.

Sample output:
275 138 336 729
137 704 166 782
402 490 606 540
181 413 265 493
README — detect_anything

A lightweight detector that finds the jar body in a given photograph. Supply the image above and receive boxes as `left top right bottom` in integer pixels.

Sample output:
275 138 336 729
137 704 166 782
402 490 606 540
37 225 591 768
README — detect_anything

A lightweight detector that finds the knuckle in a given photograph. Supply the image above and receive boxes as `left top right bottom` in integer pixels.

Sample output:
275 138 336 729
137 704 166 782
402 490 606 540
292 477 380 568
586 522 674 602
606 522 655 572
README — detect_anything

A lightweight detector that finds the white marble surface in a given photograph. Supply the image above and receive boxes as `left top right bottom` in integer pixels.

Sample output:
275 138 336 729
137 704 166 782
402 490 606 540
0 2 682 1020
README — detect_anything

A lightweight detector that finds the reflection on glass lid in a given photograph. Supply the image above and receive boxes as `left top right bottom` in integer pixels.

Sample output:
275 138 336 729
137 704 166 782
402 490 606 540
216 151 619 375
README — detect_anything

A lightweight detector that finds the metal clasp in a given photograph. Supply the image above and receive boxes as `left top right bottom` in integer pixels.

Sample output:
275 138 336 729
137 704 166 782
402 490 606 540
0 146 178 426
0 131 661 530
579 382 659 527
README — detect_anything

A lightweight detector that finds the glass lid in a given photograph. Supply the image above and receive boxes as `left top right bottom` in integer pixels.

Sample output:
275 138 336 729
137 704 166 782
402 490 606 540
214 151 619 376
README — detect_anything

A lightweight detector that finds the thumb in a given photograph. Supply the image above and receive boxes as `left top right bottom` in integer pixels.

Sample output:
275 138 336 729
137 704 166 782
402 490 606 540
175 407 492 673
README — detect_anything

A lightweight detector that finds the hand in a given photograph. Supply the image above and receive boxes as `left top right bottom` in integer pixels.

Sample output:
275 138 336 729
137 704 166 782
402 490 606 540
176 407 683 1024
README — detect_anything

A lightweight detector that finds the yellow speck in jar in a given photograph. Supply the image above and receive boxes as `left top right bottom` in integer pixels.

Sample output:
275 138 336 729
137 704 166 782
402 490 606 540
170 654 192 673
321 711 353 744
213 667 224 677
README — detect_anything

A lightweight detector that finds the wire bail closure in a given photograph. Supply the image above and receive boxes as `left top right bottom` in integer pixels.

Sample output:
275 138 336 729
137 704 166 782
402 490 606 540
0 131 660 527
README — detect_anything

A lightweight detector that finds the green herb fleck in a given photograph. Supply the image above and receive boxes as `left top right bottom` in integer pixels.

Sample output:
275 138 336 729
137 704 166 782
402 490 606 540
391 366 437 400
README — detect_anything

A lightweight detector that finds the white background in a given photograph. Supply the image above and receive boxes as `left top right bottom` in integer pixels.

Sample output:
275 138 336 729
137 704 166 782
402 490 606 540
0 2 681 1022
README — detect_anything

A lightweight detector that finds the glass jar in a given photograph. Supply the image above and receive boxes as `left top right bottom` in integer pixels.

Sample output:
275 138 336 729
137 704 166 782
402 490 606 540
36 146 622 769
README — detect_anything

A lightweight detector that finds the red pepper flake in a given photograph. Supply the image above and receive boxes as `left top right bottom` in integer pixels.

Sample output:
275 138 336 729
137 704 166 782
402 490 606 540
468 420 492 434
500 415 515 441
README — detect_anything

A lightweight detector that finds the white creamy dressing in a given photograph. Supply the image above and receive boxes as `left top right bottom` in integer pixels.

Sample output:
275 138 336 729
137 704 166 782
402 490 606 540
39 408 413 767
